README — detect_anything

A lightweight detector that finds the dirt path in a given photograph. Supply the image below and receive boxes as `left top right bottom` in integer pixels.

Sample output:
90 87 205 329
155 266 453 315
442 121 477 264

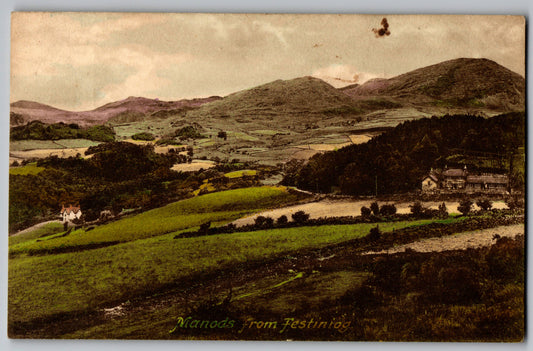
11 220 61 237
363 224 524 255
232 199 508 227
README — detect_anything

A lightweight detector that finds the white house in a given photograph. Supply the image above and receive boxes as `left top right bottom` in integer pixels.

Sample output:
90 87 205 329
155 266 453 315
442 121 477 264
421 171 439 191
60 204 82 223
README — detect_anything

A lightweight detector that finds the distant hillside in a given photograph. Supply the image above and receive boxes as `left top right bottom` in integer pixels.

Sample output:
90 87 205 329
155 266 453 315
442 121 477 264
341 58 525 111
285 111 525 195
10 96 221 127
188 76 366 120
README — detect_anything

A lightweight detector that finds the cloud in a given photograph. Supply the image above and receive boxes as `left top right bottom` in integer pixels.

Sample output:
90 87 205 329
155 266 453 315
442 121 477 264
312 64 381 88
11 63 136 110
10 14 525 109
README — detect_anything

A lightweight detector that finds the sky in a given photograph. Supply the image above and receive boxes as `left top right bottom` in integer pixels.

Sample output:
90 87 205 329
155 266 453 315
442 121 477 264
10 13 525 111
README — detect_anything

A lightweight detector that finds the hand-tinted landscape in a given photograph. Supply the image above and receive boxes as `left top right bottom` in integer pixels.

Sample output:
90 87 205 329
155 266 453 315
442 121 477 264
8 13 525 341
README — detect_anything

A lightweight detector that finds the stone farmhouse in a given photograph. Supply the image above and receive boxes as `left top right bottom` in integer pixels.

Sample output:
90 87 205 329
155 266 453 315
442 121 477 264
60 204 82 223
422 166 508 194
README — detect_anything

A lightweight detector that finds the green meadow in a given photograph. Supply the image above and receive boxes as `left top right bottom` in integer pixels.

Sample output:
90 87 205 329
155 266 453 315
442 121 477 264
9 186 300 256
9 217 441 324
224 169 257 178
9 162 45 176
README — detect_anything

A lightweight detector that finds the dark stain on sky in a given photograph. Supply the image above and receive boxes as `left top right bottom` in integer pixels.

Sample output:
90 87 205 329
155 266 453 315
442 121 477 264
372 18 391 38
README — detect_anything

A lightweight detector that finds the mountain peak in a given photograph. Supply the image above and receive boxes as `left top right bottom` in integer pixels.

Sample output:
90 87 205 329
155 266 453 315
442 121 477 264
190 75 357 120
342 58 524 110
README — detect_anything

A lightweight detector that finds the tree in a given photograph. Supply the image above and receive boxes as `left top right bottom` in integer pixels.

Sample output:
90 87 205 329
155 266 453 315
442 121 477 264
368 225 381 241
292 210 310 224
131 132 155 141
476 198 493 211
380 204 397 216
264 217 274 228
409 201 424 217
277 215 288 225
370 202 380 216
198 221 211 235
505 196 524 211
361 206 371 218
217 131 227 140
457 199 473 216
254 216 273 228
438 202 448 219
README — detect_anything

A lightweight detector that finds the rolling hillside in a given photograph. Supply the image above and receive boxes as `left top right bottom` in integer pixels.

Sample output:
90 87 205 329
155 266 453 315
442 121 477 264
10 96 221 127
340 58 525 111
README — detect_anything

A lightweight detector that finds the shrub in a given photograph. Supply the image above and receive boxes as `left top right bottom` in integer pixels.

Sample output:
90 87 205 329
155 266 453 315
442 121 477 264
360 206 371 218
254 216 273 228
476 199 493 211
437 266 481 304
458 199 473 216
409 201 424 217
198 221 211 235
368 225 381 241
380 204 397 216
175 126 205 140
217 131 227 140
505 196 524 210
277 215 288 225
131 132 155 141
438 202 448 218
370 202 380 216
292 210 310 224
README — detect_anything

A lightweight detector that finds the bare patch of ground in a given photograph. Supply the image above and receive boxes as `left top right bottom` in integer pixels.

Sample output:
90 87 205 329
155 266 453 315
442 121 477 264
11 220 61 237
232 199 508 226
10 147 93 160
294 143 351 151
363 224 524 255
348 134 372 144
171 160 216 172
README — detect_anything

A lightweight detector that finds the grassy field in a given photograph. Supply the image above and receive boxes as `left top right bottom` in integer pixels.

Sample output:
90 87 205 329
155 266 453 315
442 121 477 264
9 222 64 246
9 187 300 256
224 170 257 178
61 270 369 339
10 139 99 151
9 163 45 176
9 218 443 325
10 140 64 151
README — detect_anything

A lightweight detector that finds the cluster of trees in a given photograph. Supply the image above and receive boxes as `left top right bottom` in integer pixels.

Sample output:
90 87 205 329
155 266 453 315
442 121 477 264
10 121 116 142
131 132 155 141
9 142 197 232
284 112 525 195
175 126 205 140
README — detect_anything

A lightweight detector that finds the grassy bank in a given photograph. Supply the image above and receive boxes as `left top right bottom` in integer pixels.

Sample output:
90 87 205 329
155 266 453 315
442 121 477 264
9 186 300 256
9 219 440 325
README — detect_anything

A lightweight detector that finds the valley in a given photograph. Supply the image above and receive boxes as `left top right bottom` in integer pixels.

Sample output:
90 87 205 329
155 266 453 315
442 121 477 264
8 57 526 341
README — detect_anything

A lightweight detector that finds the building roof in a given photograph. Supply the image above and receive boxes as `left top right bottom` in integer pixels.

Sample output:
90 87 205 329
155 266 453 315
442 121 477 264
61 204 81 215
466 175 508 184
443 168 466 177
423 174 439 183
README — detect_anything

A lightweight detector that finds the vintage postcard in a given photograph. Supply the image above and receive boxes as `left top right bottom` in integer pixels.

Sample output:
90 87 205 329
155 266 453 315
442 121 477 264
8 13 525 341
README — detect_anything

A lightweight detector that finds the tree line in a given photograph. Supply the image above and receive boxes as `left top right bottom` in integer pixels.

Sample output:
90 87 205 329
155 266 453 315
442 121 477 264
10 121 116 142
283 112 525 195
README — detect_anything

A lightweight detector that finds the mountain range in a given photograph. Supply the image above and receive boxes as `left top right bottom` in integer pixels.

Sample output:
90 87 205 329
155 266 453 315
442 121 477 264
10 96 221 127
10 58 525 128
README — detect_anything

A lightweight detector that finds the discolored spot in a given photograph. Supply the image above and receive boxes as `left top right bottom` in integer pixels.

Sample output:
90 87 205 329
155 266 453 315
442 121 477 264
372 17 391 38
